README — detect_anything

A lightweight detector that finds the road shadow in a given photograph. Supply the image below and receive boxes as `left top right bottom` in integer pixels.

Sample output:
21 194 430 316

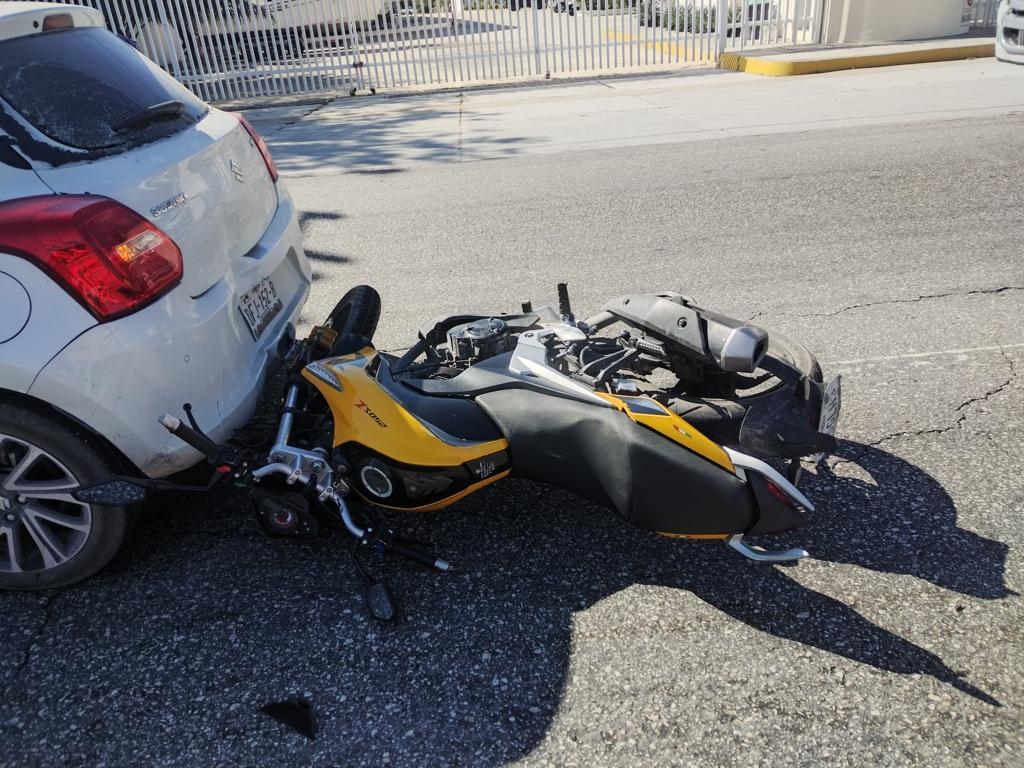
796 440 1013 600
0 437 1007 766
299 210 355 266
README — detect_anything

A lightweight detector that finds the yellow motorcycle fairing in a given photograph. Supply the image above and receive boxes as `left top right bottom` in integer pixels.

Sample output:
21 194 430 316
301 348 511 512
593 392 734 473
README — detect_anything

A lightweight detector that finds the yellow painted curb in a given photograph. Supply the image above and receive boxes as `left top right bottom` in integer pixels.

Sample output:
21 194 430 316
608 30 716 63
719 43 995 76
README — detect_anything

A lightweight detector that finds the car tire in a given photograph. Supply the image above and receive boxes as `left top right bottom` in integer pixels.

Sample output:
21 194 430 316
0 404 129 590
326 285 382 356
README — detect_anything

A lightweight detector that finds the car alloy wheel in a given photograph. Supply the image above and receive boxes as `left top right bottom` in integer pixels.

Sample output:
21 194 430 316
0 433 94 575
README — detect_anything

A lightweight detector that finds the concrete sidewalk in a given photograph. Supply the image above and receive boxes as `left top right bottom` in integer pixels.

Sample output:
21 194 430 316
244 58 1024 177
720 34 996 77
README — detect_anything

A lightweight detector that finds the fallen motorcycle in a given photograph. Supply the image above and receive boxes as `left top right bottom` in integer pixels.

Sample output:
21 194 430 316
76 284 841 615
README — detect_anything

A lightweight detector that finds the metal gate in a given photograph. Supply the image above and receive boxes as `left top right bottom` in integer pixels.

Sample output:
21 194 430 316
30 0 822 99
968 0 1000 28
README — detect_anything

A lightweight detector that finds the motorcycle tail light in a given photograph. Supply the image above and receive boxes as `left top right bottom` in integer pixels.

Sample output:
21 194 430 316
0 195 183 320
236 114 279 182
765 478 802 511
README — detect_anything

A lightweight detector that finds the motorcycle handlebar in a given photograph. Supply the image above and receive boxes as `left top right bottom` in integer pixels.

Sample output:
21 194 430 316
158 414 219 459
386 538 451 572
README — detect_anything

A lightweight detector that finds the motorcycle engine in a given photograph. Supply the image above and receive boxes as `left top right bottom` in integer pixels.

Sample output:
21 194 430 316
447 318 515 364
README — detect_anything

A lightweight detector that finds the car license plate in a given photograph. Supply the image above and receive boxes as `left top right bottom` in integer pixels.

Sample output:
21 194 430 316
814 375 842 463
238 276 282 340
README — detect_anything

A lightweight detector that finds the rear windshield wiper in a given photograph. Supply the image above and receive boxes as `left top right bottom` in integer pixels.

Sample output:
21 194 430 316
114 100 185 133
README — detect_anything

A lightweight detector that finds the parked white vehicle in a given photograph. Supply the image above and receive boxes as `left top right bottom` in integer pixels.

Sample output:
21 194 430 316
0 1 312 588
85 0 305 70
268 0 394 32
996 0 1024 63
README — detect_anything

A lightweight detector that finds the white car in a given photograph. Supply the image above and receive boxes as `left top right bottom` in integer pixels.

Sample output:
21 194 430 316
0 1 312 589
997 0 1024 63
270 0 394 30
84 0 305 70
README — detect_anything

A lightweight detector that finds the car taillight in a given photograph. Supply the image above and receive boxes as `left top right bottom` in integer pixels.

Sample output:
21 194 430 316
0 195 183 321
236 114 279 183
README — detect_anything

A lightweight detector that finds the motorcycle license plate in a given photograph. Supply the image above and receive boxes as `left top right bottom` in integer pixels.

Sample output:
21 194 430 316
238 276 282 340
814 375 842 462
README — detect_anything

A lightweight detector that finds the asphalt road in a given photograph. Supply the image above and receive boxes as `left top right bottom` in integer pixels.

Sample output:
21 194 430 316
2 69 1023 767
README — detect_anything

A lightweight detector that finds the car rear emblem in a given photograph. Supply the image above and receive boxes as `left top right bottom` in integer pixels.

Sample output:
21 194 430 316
230 159 245 184
150 193 187 218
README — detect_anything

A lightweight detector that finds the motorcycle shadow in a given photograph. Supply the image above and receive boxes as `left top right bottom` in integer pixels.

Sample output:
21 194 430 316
794 439 1013 601
92 439 1007 763
639 438 1008 708
431 437 1011 709
314 442 1005 764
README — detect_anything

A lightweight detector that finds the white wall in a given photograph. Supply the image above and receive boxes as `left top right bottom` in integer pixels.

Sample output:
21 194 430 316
820 0 973 43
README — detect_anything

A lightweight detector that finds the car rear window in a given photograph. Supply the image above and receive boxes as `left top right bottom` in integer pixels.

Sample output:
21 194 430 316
0 26 207 163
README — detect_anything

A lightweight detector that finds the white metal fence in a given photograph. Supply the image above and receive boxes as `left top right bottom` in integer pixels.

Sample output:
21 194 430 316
32 0 822 99
968 0 1000 28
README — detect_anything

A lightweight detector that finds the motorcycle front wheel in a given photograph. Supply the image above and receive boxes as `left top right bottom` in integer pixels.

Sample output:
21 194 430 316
326 284 382 356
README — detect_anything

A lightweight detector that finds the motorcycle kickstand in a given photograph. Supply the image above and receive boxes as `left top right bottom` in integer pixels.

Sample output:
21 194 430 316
726 534 808 563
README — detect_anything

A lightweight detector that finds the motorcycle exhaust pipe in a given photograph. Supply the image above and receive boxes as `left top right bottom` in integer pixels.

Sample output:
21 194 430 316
603 294 769 373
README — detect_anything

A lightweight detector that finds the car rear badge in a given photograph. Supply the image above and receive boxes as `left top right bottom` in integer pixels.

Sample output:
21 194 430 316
231 159 245 184
150 193 187 218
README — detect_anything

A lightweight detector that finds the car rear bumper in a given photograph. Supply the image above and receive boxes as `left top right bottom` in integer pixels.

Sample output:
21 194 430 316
29 190 312 477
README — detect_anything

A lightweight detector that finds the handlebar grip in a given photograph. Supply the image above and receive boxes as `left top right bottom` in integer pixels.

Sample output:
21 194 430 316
387 539 451 572
158 414 219 459
634 337 667 359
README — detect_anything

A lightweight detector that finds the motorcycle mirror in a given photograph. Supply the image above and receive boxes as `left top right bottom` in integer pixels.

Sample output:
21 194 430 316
364 580 398 622
72 478 150 506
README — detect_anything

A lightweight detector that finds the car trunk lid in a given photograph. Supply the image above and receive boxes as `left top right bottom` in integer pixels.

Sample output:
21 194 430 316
32 110 277 299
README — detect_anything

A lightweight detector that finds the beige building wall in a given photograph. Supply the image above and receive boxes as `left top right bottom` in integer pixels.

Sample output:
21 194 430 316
820 0 974 43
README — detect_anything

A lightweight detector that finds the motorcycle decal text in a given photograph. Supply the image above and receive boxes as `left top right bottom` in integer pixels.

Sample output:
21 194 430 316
354 400 387 428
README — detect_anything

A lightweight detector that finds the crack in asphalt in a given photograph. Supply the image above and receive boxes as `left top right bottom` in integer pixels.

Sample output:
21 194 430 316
747 285 1024 324
830 352 1019 467
258 100 334 140
8 593 59 685
954 353 1018 415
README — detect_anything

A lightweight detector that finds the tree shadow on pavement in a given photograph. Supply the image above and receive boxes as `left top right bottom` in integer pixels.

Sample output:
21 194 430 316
268 103 526 173
299 210 355 266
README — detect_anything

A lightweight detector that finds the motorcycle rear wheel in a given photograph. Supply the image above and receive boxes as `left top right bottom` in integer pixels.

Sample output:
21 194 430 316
663 331 822 445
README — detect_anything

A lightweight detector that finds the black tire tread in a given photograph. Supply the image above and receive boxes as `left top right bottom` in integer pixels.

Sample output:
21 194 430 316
326 285 381 356
0 403 128 591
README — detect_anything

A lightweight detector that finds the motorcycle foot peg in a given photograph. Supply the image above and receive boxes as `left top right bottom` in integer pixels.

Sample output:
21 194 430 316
727 534 808 563
364 580 398 622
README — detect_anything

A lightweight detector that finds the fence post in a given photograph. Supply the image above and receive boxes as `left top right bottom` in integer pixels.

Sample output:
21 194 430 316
715 0 727 61
531 0 543 76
